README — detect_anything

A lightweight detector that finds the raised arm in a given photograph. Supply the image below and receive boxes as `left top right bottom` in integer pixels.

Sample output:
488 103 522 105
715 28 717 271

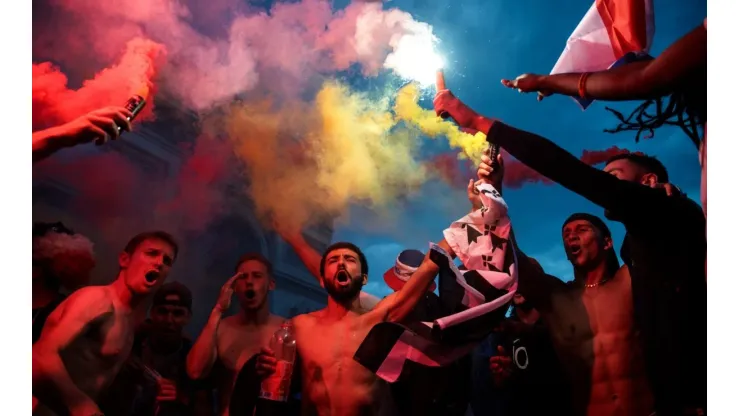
504 22 707 101
187 273 241 380
370 238 452 323
277 230 322 282
32 106 133 163
33 287 114 415
483 120 675 220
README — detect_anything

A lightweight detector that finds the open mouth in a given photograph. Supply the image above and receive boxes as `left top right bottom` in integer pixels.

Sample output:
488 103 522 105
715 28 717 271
568 244 582 257
245 289 256 300
145 271 160 284
336 270 351 285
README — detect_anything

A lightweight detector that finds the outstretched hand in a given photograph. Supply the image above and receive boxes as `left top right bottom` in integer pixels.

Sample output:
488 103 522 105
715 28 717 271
501 74 552 101
57 106 133 147
433 90 493 134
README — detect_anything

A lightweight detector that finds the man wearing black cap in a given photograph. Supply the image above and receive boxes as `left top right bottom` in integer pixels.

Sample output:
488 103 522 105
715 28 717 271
101 282 212 416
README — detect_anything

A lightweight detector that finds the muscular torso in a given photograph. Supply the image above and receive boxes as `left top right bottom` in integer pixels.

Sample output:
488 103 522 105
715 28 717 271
293 310 396 416
543 266 653 416
215 315 283 416
34 287 135 416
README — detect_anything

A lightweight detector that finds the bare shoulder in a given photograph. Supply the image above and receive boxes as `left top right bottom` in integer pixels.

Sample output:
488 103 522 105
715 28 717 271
55 285 114 319
292 310 321 330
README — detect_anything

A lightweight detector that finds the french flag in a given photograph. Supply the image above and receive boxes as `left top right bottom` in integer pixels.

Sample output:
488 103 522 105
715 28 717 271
551 0 655 109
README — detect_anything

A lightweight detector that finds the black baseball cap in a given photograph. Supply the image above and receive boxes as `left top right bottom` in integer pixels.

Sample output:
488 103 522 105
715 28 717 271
152 282 193 311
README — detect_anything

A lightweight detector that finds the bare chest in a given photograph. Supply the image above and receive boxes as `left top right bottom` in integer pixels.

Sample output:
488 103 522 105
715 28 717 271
217 323 275 372
295 317 378 396
61 311 134 397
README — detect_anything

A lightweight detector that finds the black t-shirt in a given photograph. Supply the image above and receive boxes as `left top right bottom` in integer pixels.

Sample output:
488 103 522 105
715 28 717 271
495 315 573 416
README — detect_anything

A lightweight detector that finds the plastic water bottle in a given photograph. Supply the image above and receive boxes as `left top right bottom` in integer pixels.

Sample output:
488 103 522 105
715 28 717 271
259 321 296 402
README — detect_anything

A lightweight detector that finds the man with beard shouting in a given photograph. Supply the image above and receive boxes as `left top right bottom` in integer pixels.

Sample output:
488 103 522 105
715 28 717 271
186 253 284 416
257 240 451 416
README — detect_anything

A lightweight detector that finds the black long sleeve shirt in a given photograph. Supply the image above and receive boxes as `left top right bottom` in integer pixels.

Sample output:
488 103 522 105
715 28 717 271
487 120 707 414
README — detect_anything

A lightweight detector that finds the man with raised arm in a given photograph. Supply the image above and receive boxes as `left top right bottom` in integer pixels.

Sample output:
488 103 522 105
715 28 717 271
186 253 284 416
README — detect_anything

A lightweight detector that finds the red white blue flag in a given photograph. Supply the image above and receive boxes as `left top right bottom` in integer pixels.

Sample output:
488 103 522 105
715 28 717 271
551 0 655 109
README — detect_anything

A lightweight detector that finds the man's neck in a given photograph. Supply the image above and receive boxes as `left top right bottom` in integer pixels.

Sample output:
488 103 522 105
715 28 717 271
239 303 270 326
32 281 59 309
110 276 139 311
149 332 183 355
325 296 359 320
574 259 611 287
515 307 540 325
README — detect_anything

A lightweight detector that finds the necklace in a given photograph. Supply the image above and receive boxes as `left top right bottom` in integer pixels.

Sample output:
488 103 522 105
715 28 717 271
584 278 611 288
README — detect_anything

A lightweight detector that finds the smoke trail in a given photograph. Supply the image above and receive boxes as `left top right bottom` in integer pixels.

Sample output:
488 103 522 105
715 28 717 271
32 37 165 129
203 81 429 233
394 83 488 160
424 153 471 188
39 0 443 111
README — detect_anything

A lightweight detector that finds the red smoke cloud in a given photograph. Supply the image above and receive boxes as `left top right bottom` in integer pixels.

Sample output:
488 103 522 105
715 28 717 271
35 0 439 110
425 153 471 188
579 145 630 165
503 157 554 189
154 137 234 233
33 37 165 129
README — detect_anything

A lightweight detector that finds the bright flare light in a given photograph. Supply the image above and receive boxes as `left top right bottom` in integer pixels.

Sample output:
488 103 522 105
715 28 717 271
384 25 444 87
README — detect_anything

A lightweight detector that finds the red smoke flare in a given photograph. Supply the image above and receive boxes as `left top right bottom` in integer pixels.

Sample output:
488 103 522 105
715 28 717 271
579 146 631 165
425 153 470 188
33 37 166 129
503 157 554 189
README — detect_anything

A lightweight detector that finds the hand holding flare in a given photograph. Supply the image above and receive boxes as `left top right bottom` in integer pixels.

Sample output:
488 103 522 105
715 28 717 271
435 70 450 119
433 70 501 172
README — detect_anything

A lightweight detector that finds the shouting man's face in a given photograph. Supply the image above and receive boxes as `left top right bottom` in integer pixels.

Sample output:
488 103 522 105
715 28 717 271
322 248 366 302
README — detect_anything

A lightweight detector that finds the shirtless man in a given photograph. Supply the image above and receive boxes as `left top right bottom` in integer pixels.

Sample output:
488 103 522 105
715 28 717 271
257 240 449 415
519 215 653 416
436 90 706 414
186 253 284 416
32 230 178 416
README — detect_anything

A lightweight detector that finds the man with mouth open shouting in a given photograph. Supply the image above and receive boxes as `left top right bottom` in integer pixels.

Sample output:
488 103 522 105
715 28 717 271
186 253 284 416
33 231 178 416
256 240 452 416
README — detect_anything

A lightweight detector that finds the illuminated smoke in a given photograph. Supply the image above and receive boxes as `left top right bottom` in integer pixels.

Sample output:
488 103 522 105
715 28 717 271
32 37 165 129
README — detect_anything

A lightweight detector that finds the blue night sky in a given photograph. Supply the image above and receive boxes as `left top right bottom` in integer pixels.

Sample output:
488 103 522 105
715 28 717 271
333 0 707 299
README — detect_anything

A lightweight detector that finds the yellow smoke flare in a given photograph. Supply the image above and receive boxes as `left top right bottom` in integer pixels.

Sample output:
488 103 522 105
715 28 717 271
209 81 428 233
394 83 487 161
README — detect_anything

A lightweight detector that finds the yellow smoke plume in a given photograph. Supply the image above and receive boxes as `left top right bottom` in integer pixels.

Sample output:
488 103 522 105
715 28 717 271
394 83 488 161
207 81 428 232
203 81 485 233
